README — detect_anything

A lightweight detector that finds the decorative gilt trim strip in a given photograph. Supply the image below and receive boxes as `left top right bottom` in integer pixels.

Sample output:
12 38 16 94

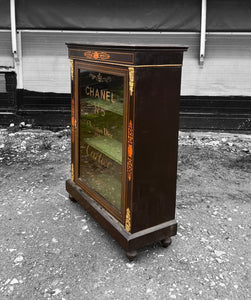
128 67 134 97
125 208 131 232
70 59 74 80
71 115 74 144
71 163 74 181
70 48 134 64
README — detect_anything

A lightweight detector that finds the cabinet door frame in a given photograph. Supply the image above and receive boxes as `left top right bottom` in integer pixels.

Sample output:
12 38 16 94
73 60 132 223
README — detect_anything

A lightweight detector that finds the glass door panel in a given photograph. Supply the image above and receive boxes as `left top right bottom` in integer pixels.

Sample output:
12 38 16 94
79 69 124 211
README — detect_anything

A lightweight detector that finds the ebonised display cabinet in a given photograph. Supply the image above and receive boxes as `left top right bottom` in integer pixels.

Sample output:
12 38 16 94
66 43 187 260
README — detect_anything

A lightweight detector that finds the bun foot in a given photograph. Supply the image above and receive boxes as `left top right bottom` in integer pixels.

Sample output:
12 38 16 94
126 250 137 261
161 237 172 248
69 194 77 202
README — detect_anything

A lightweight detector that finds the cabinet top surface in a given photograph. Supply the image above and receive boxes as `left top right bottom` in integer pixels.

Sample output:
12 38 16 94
66 42 188 52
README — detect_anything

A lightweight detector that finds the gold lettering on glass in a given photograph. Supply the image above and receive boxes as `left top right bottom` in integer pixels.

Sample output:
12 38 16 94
128 67 134 96
84 86 116 103
125 208 131 232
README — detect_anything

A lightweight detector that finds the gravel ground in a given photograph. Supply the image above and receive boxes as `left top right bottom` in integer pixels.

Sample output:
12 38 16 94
0 128 250 300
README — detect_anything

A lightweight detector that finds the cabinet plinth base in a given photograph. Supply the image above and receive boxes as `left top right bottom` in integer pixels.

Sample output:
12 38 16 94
66 179 177 259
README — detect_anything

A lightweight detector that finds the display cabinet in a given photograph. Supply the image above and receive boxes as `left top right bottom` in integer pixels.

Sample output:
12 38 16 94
66 43 187 260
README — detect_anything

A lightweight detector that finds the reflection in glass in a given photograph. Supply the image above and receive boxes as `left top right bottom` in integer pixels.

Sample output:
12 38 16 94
79 69 124 211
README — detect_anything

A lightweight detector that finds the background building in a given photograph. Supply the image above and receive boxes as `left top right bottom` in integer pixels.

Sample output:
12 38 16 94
0 0 251 130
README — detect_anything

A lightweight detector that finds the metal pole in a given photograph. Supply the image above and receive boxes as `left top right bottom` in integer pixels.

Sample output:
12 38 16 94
18 29 199 35
17 31 23 89
10 0 17 58
200 0 207 65
1 29 250 36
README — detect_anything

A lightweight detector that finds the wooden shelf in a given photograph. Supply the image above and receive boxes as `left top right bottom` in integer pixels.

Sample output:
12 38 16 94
86 98 123 116
84 136 122 165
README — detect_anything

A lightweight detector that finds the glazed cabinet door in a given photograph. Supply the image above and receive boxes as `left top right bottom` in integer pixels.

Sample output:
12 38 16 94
73 62 131 222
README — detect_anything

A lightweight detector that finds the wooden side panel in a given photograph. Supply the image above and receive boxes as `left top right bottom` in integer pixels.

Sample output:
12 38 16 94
132 66 182 233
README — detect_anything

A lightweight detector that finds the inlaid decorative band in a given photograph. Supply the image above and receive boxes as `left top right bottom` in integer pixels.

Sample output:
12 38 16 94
84 51 110 61
71 97 75 144
127 120 133 182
